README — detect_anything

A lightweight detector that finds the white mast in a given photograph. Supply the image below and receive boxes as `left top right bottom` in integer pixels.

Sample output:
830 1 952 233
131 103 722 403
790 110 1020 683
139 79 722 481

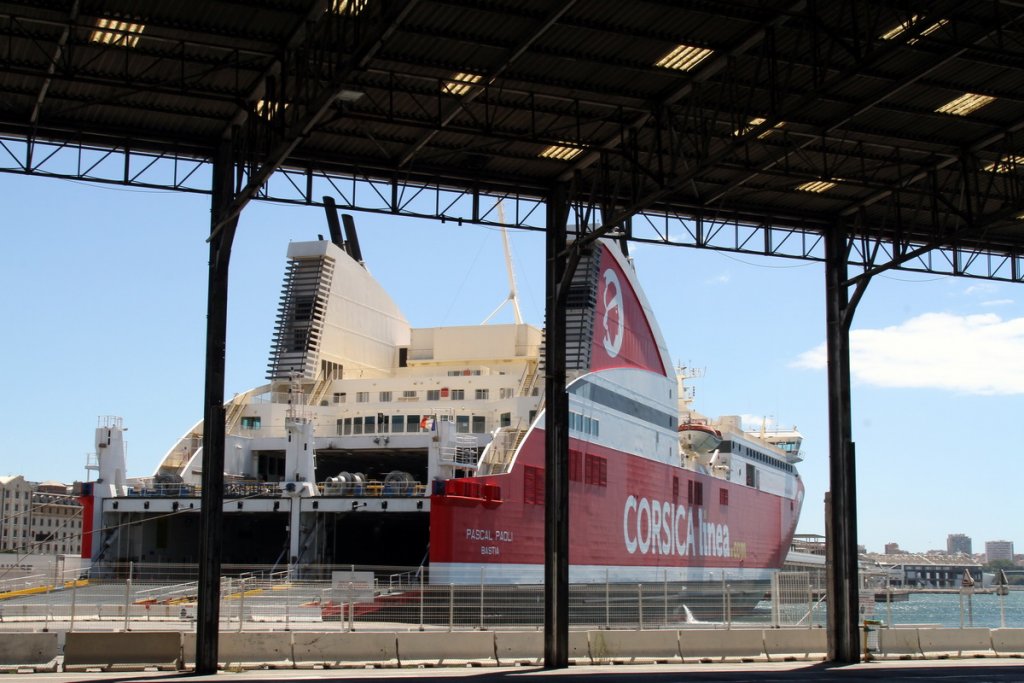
481 200 523 325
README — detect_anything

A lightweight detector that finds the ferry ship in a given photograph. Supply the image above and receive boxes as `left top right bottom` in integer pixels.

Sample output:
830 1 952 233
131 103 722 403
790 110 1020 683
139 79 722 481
79 215 804 611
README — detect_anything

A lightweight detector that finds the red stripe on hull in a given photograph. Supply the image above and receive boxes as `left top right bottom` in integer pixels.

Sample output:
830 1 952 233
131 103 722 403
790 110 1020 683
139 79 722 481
430 428 803 574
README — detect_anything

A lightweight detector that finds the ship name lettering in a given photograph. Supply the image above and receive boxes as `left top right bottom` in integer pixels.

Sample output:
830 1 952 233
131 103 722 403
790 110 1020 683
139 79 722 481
623 495 729 558
480 546 500 556
466 528 494 541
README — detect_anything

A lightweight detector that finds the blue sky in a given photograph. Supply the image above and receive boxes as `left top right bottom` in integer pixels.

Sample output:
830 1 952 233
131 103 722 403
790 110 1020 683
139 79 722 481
2 171 1021 556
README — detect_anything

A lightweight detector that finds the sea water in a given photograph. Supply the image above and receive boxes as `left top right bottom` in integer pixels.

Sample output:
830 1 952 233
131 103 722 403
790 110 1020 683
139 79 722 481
873 590 1024 629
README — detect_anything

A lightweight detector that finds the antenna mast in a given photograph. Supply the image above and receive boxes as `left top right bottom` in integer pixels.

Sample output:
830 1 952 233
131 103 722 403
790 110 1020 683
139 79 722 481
482 200 524 325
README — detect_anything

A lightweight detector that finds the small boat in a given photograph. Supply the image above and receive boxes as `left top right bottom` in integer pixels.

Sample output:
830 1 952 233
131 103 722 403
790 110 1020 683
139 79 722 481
678 422 723 454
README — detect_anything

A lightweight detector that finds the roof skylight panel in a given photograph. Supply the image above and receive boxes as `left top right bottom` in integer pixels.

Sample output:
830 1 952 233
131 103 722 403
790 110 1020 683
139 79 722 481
329 0 369 15
442 72 483 96
983 155 1024 173
795 180 837 193
935 93 996 116
654 44 713 72
733 117 786 139
539 142 585 161
89 18 145 48
879 16 947 44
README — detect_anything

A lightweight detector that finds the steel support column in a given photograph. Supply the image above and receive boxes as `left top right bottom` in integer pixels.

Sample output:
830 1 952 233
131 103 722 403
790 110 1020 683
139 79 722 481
543 183 571 669
196 141 239 674
824 224 859 662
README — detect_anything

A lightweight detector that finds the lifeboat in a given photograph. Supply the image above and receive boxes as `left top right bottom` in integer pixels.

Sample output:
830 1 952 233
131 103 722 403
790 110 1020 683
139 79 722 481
678 422 723 454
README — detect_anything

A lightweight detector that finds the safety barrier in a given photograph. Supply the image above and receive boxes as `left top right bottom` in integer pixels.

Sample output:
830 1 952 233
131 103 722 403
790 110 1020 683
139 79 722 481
589 629 681 663
2 626 1021 671
991 628 1024 656
877 628 921 657
917 627 993 657
569 631 591 663
64 631 181 671
763 628 827 661
396 630 495 666
182 631 293 669
0 632 58 671
678 628 764 661
292 632 398 668
494 630 542 665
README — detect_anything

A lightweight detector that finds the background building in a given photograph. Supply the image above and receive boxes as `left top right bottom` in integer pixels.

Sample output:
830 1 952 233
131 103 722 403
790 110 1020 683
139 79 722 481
0 475 82 556
884 542 901 555
947 533 972 556
986 540 1015 563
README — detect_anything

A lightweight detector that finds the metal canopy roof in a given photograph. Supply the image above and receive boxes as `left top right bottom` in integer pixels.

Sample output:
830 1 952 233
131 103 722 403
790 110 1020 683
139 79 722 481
2 0 1023 276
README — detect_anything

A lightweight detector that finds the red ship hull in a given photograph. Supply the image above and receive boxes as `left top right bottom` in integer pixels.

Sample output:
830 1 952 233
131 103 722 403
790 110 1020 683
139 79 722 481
430 427 803 584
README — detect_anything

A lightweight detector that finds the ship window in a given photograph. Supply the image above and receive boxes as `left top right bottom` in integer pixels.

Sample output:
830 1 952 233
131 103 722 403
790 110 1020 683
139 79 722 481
672 477 679 503
500 412 511 428
379 391 392 402
391 415 405 432
745 464 756 487
569 449 583 481
363 416 376 434
529 410 537 423
524 466 544 505
585 455 607 486
475 389 489 400
688 480 703 506
402 390 417 400
427 390 440 401
472 416 486 433
333 392 346 403
240 416 261 430
500 387 512 399
720 488 729 505
450 389 465 400
352 419 363 435
406 415 420 432
356 392 369 403
592 419 599 437
456 415 470 433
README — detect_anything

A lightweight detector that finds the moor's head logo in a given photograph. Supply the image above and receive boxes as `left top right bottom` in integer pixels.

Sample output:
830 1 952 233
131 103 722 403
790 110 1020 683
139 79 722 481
601 267 624 358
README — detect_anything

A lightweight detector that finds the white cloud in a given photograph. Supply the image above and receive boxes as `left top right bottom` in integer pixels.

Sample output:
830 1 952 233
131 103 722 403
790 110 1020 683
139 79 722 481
981 299 1014 307
963 283 995 296
739 414 776 431
791 312 1024 395
705 272 731 285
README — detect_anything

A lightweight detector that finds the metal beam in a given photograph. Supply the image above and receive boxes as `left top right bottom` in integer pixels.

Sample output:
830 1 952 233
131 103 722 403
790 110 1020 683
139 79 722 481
543 182 570 669
396 0 577 168
823 223 860 663
195 139 239 675
210 0 423 241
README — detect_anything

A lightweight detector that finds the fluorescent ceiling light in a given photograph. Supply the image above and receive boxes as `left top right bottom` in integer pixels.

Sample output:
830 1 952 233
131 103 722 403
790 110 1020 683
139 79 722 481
330 0 368 14
655 44 713 72
89 18 145 47
935 92 996 116
734 117 785 138
442 72 483 96
795 180 836 193
983 155 1024 173
539 142 584 161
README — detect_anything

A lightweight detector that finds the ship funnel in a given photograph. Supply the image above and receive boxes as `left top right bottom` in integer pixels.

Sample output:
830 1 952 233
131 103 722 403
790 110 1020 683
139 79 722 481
322 196 346 250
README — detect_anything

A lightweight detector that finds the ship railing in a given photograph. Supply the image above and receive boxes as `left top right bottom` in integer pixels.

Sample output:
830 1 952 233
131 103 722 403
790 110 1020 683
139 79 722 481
317 480 428 497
